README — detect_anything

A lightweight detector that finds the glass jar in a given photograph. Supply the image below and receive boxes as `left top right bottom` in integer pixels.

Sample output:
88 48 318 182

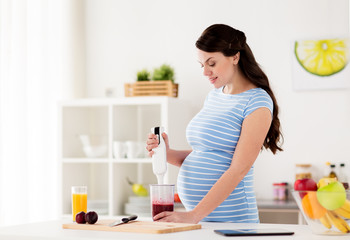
295 164 312 180
273 182 288 201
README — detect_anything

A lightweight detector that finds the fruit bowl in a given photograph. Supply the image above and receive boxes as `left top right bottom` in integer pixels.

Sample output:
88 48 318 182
292 190 350 235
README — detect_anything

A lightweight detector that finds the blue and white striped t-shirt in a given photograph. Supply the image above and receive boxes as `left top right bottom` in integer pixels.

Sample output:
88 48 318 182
177 87 273 223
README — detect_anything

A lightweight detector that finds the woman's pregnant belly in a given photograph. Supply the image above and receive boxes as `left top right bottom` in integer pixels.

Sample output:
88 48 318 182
176 150 259 222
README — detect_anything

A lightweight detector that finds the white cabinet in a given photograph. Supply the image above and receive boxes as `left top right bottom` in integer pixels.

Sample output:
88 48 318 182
58 97 191 217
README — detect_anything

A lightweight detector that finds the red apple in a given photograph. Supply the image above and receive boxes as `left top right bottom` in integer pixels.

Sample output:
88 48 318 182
294 178 317 198
174 193 181 203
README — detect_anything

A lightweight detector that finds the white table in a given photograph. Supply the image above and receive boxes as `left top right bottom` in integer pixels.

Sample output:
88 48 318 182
0 217 349 240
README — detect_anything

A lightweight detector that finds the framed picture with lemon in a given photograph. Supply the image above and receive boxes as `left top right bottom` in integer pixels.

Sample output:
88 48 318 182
292 38 350 90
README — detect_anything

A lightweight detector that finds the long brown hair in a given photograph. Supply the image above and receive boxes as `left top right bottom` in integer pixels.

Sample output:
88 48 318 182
196 24 283 154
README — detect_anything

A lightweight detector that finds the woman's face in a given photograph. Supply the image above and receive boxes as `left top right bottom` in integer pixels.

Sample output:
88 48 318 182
197 50 238 88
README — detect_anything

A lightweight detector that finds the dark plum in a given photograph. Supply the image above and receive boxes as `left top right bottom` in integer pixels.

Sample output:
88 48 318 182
85 211 98 224
75 211 86 224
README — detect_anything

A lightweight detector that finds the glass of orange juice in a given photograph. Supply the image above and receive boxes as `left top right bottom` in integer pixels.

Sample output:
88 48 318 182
71 186 87 221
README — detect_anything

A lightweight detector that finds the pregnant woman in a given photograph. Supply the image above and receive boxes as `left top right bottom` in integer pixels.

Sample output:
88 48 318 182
146 24 283 224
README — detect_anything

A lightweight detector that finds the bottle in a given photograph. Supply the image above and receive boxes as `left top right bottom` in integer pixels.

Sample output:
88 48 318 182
323 162 331 178
329 164 338 179
338 163 349 189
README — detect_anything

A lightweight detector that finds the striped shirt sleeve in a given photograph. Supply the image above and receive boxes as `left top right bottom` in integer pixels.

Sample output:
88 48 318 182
243 89 273 118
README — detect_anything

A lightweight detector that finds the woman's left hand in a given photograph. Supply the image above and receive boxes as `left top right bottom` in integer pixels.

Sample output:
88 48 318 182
153 211 199 224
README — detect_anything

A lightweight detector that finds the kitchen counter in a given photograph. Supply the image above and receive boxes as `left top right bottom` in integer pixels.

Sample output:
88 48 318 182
257 199 298 209
0 217 348 240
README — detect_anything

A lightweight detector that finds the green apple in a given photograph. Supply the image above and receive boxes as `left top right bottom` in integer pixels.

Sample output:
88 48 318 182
316 181 346 210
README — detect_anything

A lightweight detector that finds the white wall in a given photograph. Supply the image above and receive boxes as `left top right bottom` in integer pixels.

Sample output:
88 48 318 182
84 0 350 199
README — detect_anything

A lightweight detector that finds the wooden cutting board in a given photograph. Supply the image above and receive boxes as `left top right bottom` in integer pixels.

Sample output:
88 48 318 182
62 220 201 234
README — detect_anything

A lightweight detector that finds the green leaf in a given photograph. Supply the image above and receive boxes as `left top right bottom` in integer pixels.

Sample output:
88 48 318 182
136 69 150 81
152 64 175 82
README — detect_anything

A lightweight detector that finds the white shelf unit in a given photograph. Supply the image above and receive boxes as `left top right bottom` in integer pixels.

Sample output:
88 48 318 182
58 96 191 217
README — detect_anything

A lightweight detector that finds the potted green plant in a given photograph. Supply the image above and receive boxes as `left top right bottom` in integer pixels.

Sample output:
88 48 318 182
125 64 178 97
152 64 175 83
136 69 151 81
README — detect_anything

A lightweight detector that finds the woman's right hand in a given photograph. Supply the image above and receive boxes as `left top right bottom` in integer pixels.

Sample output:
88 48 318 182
146 132 169 157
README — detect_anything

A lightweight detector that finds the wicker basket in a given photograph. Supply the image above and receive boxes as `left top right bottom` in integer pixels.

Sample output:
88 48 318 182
124 80 178 97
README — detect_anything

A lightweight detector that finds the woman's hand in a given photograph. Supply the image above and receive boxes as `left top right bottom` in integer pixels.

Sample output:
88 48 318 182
153 211 200 224
146 132 169 157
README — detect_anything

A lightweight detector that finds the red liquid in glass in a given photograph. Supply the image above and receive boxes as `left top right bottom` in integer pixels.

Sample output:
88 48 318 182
152 203 174 217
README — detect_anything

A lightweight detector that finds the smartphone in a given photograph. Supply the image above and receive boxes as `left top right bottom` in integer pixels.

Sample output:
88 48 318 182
214 229 294 237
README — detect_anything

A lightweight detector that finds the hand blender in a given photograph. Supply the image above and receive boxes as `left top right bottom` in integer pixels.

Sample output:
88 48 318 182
151 127 167 184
